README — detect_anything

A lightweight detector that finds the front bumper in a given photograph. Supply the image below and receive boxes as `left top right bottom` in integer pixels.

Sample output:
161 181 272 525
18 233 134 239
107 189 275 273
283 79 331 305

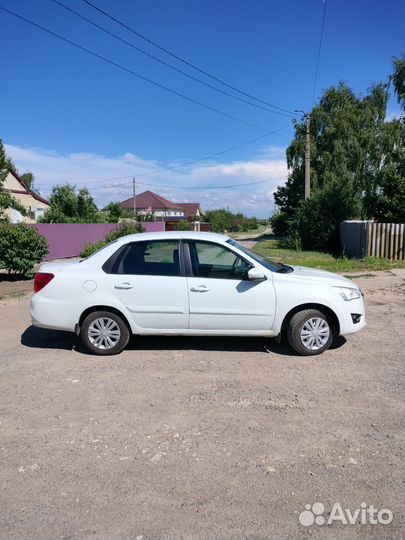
337 295 367 336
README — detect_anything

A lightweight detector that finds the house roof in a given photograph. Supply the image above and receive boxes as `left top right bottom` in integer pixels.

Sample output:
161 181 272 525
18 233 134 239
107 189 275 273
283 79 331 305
175 202 201 218
5 170 50 206
120 190 183 210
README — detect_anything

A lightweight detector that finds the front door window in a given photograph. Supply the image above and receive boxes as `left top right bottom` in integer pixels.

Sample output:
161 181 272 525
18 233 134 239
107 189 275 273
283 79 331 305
188 241 251 280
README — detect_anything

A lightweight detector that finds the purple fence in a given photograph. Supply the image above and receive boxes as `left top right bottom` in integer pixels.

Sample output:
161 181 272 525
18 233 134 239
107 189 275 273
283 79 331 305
30 222 165 261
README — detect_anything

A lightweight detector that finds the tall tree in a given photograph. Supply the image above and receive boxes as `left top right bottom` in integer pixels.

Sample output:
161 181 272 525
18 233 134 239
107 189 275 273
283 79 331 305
274 67 405 251
374 55 405 222
392 55 405 111
105 202 123 223
40 184 101 223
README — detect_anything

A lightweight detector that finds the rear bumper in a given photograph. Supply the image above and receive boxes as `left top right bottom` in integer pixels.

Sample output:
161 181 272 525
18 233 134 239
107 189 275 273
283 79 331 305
30 294 77 332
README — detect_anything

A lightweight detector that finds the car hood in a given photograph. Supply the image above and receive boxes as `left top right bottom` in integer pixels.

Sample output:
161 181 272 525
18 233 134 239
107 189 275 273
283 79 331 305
288 265 358 288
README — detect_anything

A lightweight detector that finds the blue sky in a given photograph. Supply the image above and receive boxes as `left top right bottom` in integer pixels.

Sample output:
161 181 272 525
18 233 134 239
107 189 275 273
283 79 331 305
1 0 404 216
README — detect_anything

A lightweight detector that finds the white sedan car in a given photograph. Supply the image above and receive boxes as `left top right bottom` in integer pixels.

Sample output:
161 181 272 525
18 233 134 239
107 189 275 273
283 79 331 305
30 231 366 356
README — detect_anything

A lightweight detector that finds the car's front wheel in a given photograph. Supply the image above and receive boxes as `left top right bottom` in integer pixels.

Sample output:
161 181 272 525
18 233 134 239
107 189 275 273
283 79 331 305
287 309 333 355
81 311 130 355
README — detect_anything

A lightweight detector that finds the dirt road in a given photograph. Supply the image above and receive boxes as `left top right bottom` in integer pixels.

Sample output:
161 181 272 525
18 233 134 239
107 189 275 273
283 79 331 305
0 271 404 539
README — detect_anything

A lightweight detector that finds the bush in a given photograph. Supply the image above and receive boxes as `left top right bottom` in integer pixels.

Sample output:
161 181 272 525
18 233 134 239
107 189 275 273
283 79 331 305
0 224 48 277
173 221 192 231
270 212 289 235
288 181 360 253
80 223 143 258
205 209 260 233
80 240 108 258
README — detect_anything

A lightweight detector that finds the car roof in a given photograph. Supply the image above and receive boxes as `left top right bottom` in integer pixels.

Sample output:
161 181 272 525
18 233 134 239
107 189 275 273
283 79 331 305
118 231 230 243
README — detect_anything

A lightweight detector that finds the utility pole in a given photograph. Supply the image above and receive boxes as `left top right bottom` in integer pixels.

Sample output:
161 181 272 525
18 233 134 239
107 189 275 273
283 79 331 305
132 176 136 221
295 110 311 199
304 112 311 199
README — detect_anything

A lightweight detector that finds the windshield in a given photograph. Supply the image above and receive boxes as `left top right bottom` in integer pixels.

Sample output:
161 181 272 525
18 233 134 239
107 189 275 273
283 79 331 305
226 239 291 273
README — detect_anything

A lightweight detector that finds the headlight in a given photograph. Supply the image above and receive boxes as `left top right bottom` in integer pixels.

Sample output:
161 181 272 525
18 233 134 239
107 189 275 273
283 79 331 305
334 286 362 301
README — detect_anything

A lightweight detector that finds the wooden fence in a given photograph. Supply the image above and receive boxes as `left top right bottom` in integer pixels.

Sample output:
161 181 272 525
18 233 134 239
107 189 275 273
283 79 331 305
340 221 405 260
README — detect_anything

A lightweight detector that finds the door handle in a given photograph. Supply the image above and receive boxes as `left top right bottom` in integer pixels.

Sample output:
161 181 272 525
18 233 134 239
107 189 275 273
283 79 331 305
190 285 209 292
114 282 133 290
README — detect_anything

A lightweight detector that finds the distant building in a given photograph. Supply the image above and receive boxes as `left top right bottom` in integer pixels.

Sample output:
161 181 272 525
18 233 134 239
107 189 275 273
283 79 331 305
174 202 203 222
2 170 50 223
120 190 203 222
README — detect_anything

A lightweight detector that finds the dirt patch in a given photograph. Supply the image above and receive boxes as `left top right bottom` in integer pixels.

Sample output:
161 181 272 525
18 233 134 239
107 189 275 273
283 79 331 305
0 272 403 539
0 277 33 299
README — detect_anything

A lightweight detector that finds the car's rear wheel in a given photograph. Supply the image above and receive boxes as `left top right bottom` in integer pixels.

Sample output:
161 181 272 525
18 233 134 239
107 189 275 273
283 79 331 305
287 309 333 356
81 311 130 355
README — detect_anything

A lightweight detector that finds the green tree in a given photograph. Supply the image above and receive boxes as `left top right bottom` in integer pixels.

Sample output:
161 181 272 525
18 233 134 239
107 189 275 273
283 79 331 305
0 139 26 222
374 118 405 222
374 55 405 222
205 209 259 233
105 202 123 223
20 171 35 188
40 184 101 223
270 211 289 235
392 55 405 111
204 209 232 232
274 66 405 251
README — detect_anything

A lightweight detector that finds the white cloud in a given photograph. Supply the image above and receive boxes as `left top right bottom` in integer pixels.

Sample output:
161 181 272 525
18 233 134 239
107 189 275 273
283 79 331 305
5 143 288 217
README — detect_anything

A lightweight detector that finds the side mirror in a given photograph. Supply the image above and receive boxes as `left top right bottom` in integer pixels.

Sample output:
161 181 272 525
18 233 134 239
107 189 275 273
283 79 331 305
247 268 267 281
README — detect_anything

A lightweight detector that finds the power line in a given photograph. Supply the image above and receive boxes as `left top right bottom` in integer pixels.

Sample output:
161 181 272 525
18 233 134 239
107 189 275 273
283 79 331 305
81 0 298 117
312 0 328 104
137 175 289 190
0 5 271 133
50 0 295 119
38 174 289 192
137 126 288 177
34 125 288 187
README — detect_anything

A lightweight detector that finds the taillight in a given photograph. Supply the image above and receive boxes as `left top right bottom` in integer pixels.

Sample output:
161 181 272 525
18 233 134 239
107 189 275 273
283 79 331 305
34 272 55 292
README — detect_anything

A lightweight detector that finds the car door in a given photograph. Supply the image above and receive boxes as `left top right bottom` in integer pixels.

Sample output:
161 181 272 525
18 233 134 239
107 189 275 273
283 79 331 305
185 240 276 332
107 239 189 331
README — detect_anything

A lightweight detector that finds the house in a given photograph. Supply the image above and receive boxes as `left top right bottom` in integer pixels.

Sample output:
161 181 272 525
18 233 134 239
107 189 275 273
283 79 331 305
2 170 50 223
120 190 203 222
174 202 203 222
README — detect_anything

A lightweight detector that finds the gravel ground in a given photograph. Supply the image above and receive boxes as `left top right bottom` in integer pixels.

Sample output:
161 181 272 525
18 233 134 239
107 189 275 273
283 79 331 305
0 271 404 540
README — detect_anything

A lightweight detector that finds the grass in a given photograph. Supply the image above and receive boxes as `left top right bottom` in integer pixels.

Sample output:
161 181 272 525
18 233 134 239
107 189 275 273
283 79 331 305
252 239 404 273
0 291 28 303
227 224 269 238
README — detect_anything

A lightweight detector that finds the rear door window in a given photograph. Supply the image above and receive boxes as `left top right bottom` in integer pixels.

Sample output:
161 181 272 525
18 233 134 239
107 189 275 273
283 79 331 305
108 240 181 276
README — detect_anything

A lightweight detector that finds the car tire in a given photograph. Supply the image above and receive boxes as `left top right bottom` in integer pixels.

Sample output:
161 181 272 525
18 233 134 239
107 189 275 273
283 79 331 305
81 310 130 355
287 309 333 356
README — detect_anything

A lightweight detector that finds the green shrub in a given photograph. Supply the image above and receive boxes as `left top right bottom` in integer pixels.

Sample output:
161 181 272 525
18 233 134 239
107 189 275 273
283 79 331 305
80 223 143 258
288 181 361 253
270 212 289 235
80 240 108 258
173 221 191 231
0 224 48 277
